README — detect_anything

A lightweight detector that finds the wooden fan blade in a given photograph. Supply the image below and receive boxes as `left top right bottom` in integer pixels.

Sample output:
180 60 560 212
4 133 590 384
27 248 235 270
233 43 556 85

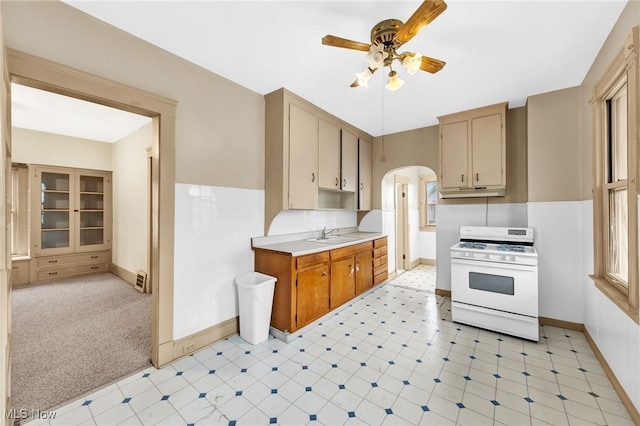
322 35 371 52
395 0 447 44
420 56 446 73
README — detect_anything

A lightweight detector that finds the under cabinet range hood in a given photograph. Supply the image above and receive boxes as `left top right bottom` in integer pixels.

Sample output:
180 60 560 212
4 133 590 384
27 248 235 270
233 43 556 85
439 186 505 198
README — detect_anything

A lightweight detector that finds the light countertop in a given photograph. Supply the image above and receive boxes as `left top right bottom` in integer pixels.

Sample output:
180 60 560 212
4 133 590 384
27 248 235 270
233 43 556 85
252 231 385 256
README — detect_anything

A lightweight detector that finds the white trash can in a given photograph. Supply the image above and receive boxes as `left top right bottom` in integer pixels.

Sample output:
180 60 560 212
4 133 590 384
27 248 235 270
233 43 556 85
235 272 277 344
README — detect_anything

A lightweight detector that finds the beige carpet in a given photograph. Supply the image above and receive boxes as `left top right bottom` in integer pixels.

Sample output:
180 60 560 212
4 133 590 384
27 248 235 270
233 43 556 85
10 272 151 414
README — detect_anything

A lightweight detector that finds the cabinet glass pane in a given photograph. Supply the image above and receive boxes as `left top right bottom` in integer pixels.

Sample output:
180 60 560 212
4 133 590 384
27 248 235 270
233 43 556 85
80 211 104 228
80 193 104 210
80 229 104 246
41 211 69 229
41 172 69 191
41 230 70 249
79 175 104 193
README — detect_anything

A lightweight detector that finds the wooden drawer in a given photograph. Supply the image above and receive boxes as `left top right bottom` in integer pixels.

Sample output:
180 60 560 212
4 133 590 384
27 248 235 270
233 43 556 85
36 263 107 281
372 255 388 268
373 264 387 277
373 238 387 249
373 271 388 286
296 251 330 270
36 252 108 269
373 245 388 258
331 241 373 261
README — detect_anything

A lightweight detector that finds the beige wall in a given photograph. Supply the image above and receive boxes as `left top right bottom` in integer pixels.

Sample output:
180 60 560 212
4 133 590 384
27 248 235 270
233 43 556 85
372 106 528 208
112 123 151 275
372 125 439 209
2 0 264 191
12 127 112 170
527 86 581 202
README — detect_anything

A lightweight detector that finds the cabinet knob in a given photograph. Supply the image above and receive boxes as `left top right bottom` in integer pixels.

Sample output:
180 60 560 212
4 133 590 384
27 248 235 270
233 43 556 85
475 173 479 182
311 172 315 182
461 174 465 183
335 178 339 187
360 182 363 190
322 271 327 277
343 179 347 187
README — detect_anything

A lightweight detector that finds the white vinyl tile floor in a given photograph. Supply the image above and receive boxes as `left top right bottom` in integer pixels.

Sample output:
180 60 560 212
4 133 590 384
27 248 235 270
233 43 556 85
25 269 634 426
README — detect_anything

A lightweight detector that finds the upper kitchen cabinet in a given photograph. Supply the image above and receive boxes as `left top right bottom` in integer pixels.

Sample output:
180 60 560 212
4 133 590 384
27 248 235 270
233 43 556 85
288 103 318 209
340 129 358 192
438 102 507 198
318 118 340 191
265 88 373 233
358 138 373 211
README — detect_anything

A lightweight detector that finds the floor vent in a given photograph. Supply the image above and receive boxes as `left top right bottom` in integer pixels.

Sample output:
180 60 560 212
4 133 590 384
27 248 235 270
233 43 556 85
135 271 147 293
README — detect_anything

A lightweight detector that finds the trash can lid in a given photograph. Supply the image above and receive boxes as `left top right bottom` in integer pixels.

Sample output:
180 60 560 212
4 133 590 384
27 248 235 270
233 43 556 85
235 271 277 288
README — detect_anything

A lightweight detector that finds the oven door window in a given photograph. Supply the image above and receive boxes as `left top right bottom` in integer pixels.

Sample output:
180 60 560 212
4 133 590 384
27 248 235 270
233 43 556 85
469 272 514 295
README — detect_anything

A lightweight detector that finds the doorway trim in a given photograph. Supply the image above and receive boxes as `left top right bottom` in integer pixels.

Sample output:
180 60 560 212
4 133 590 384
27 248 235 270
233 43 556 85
7 49 177 367
394 174 410 272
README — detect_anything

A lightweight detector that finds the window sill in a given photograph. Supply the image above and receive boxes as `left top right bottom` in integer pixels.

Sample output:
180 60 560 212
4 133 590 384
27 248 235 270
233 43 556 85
591 275 639 324
419 226 436 233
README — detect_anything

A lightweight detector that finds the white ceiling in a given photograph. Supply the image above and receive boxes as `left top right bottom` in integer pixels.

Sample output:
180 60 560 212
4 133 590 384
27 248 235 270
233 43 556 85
11 83 152 143
13 1 629 140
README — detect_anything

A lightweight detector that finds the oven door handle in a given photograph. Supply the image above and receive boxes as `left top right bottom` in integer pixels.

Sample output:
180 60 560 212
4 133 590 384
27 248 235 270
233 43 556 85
451 257 537 272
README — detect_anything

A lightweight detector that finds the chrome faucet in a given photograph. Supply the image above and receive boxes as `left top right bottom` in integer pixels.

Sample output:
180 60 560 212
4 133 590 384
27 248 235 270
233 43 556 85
321 227 338 239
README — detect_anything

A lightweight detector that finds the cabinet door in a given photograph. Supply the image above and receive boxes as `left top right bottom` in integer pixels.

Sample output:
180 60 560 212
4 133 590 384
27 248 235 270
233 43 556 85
289 103 318 209
33 168 75 256
318 118 340 190
76 171 111 252
355 250 373 295
358 139 372 210
330 256 356 308
440 121 469 189
340 129 358 192
297 263 330 328
471 113 504 187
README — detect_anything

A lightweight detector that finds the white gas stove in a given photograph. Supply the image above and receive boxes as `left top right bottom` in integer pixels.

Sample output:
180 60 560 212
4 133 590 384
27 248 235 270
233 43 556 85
451 226 539 341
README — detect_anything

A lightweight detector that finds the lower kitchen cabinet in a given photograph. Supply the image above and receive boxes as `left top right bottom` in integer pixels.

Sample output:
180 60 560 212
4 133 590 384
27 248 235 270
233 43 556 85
373 237 389 285
296 261 330 328
253 236 387 335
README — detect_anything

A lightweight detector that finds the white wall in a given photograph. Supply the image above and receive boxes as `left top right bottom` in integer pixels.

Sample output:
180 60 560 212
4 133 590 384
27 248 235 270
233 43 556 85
582 198 640 410
528 201 584 323
173 183 264 339
268 210 356 236
112 123 151 275
12 127 112 170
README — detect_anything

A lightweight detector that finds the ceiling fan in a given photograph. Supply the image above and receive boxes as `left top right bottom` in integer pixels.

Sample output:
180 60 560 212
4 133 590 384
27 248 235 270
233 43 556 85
322 0 447 91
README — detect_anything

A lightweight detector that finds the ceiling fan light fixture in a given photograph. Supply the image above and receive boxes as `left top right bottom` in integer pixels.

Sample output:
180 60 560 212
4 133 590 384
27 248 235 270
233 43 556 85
367 44 388 68
402 53 422 75
355 68 374 87
386 70 404 91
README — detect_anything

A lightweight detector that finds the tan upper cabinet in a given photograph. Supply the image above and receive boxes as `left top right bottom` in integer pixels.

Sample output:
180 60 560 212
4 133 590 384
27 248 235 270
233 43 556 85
358 138 372 210
340 129 358 192
264 88 374 233
318 118 341 190
288 103 319 209
439 102 507 198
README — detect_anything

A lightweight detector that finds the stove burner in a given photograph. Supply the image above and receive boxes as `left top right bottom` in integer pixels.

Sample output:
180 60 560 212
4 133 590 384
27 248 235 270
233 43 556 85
459 242 486 249
497 244 526 253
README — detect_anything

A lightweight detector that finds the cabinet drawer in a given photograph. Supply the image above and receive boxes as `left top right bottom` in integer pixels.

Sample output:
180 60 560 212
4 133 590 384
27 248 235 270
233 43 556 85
36 263 107 281
373 238 387 249
372 255 388 268
36 252 108 269
373 271 388 286
296 251 330 270
373 246 388 258
330 241 373 261
373 264 387 277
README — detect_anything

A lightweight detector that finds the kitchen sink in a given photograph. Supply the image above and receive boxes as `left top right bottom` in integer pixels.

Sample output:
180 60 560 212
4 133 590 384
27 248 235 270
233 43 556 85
304 235 360 244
